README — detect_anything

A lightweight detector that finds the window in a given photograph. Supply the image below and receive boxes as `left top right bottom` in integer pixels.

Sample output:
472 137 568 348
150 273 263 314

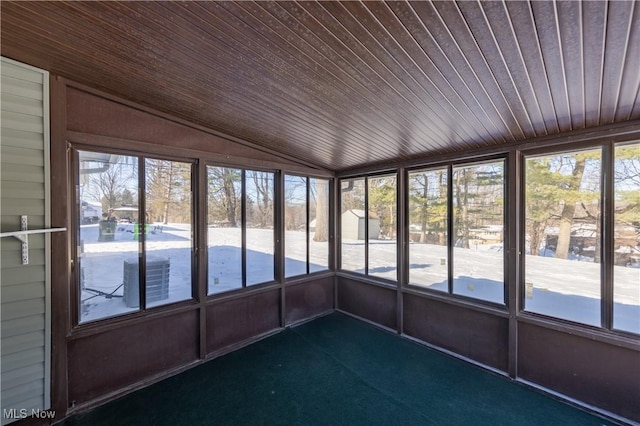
408 168 448 291
207 167 242 294
408 160 505 304
613 142 640 334
524 148 602 326
207 167 275 294
285 175 307 277
77 150 194 323
452 161 505 304
309 178 330 273
341 178 366 273
368 175 397 280
246 171 275 285
340 175 397 280
284 175 330 278
144 158 193 308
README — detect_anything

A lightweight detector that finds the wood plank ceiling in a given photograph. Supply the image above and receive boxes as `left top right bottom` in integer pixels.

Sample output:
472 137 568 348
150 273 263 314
1 1 639 171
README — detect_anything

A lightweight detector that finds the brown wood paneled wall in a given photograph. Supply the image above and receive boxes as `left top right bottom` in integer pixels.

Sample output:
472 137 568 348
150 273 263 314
67 310 200 406
336 273 640 424
518 322 640 422
206 289 281 354
50 76 335 420
285 276 334 325
337 276 397 330
402 293 509 372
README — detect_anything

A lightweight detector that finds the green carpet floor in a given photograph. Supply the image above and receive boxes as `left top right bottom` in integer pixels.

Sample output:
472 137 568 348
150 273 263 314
61 313 616 425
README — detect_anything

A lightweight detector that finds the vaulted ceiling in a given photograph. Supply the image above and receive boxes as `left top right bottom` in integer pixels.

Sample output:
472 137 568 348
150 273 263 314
2 1 639 171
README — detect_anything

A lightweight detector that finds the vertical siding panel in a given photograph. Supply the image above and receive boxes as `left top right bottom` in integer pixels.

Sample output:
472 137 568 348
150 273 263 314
0 56 50 424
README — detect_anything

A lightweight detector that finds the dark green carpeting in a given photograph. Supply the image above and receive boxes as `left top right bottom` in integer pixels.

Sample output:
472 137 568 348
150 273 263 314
62 313 615 425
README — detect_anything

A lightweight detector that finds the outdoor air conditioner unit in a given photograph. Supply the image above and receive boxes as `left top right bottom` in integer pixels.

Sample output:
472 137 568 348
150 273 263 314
123 256 170 308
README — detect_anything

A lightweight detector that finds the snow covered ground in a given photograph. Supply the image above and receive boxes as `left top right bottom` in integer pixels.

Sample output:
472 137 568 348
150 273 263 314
79 223 639 334
79 223 193 322
80 224 329 322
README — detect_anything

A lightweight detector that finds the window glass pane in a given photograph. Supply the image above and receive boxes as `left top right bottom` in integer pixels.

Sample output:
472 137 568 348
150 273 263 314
613 143 640 334
78 151 139 323
408 168 448 291
310 178 330 273
524 149 601 325
246 171 275 285
341 178 365 273
207 167 242 294
452 161 505 304
145 159 193 308
285 175 308 278
368 175 397 280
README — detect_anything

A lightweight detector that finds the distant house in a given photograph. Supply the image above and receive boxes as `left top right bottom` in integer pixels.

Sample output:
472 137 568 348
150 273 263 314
81 200 103 224
341 209 380 240
469 225 504 245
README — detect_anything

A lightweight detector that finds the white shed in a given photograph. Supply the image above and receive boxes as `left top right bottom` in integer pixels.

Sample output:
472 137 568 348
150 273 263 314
341 209 380 240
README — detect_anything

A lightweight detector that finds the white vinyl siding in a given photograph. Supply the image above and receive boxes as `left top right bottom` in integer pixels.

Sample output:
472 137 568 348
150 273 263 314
1 57 50 425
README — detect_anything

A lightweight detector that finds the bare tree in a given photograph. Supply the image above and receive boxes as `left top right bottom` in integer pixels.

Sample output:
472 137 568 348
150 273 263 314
81 157 136 211
248 171 273 227
208 167 240 227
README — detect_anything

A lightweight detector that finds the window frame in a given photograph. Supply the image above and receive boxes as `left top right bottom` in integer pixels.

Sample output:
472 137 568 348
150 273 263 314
519 140 639 336
206 163 278 296
338 171 399 283
71 145 198 327
404 155 508 308
406 164 451 293
283 173 331 279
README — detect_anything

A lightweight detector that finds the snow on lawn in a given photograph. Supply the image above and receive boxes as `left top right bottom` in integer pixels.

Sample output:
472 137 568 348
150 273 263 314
81 225 330 322
79 224 639 333
80 223 193 323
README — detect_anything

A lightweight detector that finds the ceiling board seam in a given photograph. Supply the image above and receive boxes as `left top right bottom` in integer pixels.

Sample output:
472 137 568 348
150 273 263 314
598 1 609 127
579 1 587 129
501 1 549 136
263 1 462 155
21 2 335 169
288 0 441 149
526 0 562 133
351 1 491 146
287 1 467 154
337 120 640 176
385 1 503 144
632 88 640 120
162 2 386 159
419 1 512 142
136 1 392 162
297 1 478 153
191 1 433 160
234 1 425 155
551 0 573 131
612 0 635 123
477 0 536 136
451 0 523 141
623 3 640 121
363 1 495 145
313 1 479 146
280 0 464 155
47 3 332 145
212 0 404 152
257 1 432 149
